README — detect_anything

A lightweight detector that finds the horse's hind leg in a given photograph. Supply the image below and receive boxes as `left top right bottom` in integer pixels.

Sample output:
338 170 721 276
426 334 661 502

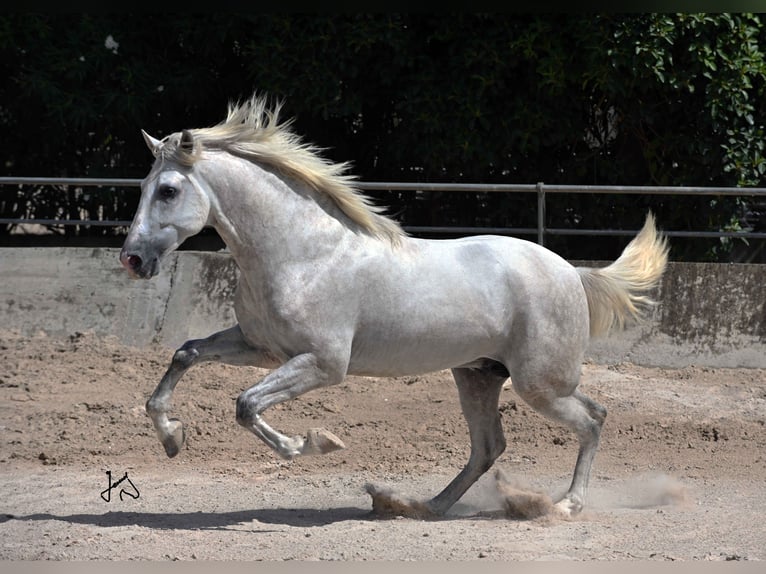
145 325 276 458
516 383 606 516
426 364 508 516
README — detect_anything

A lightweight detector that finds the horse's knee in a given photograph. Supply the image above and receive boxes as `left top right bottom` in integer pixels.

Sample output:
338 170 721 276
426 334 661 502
172 343 199 369
576 391 607 428
235 392 255 427
589 399 607 426
145 396 162 416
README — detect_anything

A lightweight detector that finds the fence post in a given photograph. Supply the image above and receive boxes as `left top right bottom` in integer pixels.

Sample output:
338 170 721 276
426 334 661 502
536 181 545 246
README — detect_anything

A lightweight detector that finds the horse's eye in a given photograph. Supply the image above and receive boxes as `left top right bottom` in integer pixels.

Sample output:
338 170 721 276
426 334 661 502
158 185 177 200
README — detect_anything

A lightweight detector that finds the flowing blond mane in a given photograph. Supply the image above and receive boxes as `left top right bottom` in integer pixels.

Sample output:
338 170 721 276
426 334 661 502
157 95 404 245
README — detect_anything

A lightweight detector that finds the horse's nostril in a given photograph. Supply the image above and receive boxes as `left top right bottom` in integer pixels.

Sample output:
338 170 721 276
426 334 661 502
128 255 143 270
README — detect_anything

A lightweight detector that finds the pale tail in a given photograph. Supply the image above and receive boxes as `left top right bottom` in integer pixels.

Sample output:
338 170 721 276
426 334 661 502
577 213 669 338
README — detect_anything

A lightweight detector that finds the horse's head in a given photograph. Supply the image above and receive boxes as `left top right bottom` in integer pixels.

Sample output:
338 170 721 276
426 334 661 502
120 130 211 279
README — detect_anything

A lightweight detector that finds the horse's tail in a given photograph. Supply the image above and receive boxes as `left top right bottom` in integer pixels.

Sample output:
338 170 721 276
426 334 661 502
577 212 669 338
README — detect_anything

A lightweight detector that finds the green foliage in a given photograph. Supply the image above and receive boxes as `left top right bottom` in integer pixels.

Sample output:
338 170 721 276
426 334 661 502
599 13 766 187
0 14 764 260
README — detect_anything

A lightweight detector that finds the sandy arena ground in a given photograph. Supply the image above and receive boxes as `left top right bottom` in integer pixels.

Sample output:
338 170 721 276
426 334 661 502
1 329 764 561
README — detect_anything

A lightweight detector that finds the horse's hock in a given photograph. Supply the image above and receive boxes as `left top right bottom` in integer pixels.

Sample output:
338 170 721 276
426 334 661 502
1 247 764 368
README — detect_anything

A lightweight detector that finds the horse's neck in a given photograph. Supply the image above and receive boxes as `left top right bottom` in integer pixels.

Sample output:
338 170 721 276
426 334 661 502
203 156 358 272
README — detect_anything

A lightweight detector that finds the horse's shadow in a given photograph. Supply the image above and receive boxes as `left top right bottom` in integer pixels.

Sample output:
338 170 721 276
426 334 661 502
1 501 506 531
1 506 374 531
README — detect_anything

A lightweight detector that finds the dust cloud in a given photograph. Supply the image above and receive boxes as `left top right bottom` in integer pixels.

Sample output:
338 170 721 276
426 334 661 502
365 470 691 523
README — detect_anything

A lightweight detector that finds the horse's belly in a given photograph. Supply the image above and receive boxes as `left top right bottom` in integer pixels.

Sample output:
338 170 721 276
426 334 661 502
347 325 503 377
347 352 476 378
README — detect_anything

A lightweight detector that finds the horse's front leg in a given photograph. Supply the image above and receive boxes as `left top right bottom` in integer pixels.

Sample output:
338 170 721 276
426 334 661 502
235 352 347 459
145 325 277 458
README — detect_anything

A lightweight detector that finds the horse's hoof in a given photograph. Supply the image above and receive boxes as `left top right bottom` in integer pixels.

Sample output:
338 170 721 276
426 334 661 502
553 494 583 517
162 418 186 458
302 428 346 456
365 483 438 520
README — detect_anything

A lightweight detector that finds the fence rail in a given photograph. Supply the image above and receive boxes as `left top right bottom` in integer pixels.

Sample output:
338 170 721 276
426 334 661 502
2 177 766 246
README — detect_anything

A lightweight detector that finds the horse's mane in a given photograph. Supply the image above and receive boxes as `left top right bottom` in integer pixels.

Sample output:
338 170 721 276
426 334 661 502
157 95 405 245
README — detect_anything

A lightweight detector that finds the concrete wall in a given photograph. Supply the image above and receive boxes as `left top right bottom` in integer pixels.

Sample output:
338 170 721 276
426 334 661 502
585 261 765 368
1 247 237 349
2 247 764 368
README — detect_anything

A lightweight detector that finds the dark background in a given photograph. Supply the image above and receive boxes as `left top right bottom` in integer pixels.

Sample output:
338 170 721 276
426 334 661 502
1 13 765 261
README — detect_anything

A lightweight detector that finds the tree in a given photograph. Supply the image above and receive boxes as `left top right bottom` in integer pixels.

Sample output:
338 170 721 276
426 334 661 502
1 14 764 260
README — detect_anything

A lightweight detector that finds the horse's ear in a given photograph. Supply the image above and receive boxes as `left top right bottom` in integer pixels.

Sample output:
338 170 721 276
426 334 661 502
141 130 162 156
180 130 195 153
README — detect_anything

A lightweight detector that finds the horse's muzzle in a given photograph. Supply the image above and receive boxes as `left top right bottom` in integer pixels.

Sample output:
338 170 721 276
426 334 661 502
120 249 159 279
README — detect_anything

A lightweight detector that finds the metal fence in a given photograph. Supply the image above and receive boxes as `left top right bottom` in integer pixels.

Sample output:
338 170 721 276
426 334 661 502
2 177 766 246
